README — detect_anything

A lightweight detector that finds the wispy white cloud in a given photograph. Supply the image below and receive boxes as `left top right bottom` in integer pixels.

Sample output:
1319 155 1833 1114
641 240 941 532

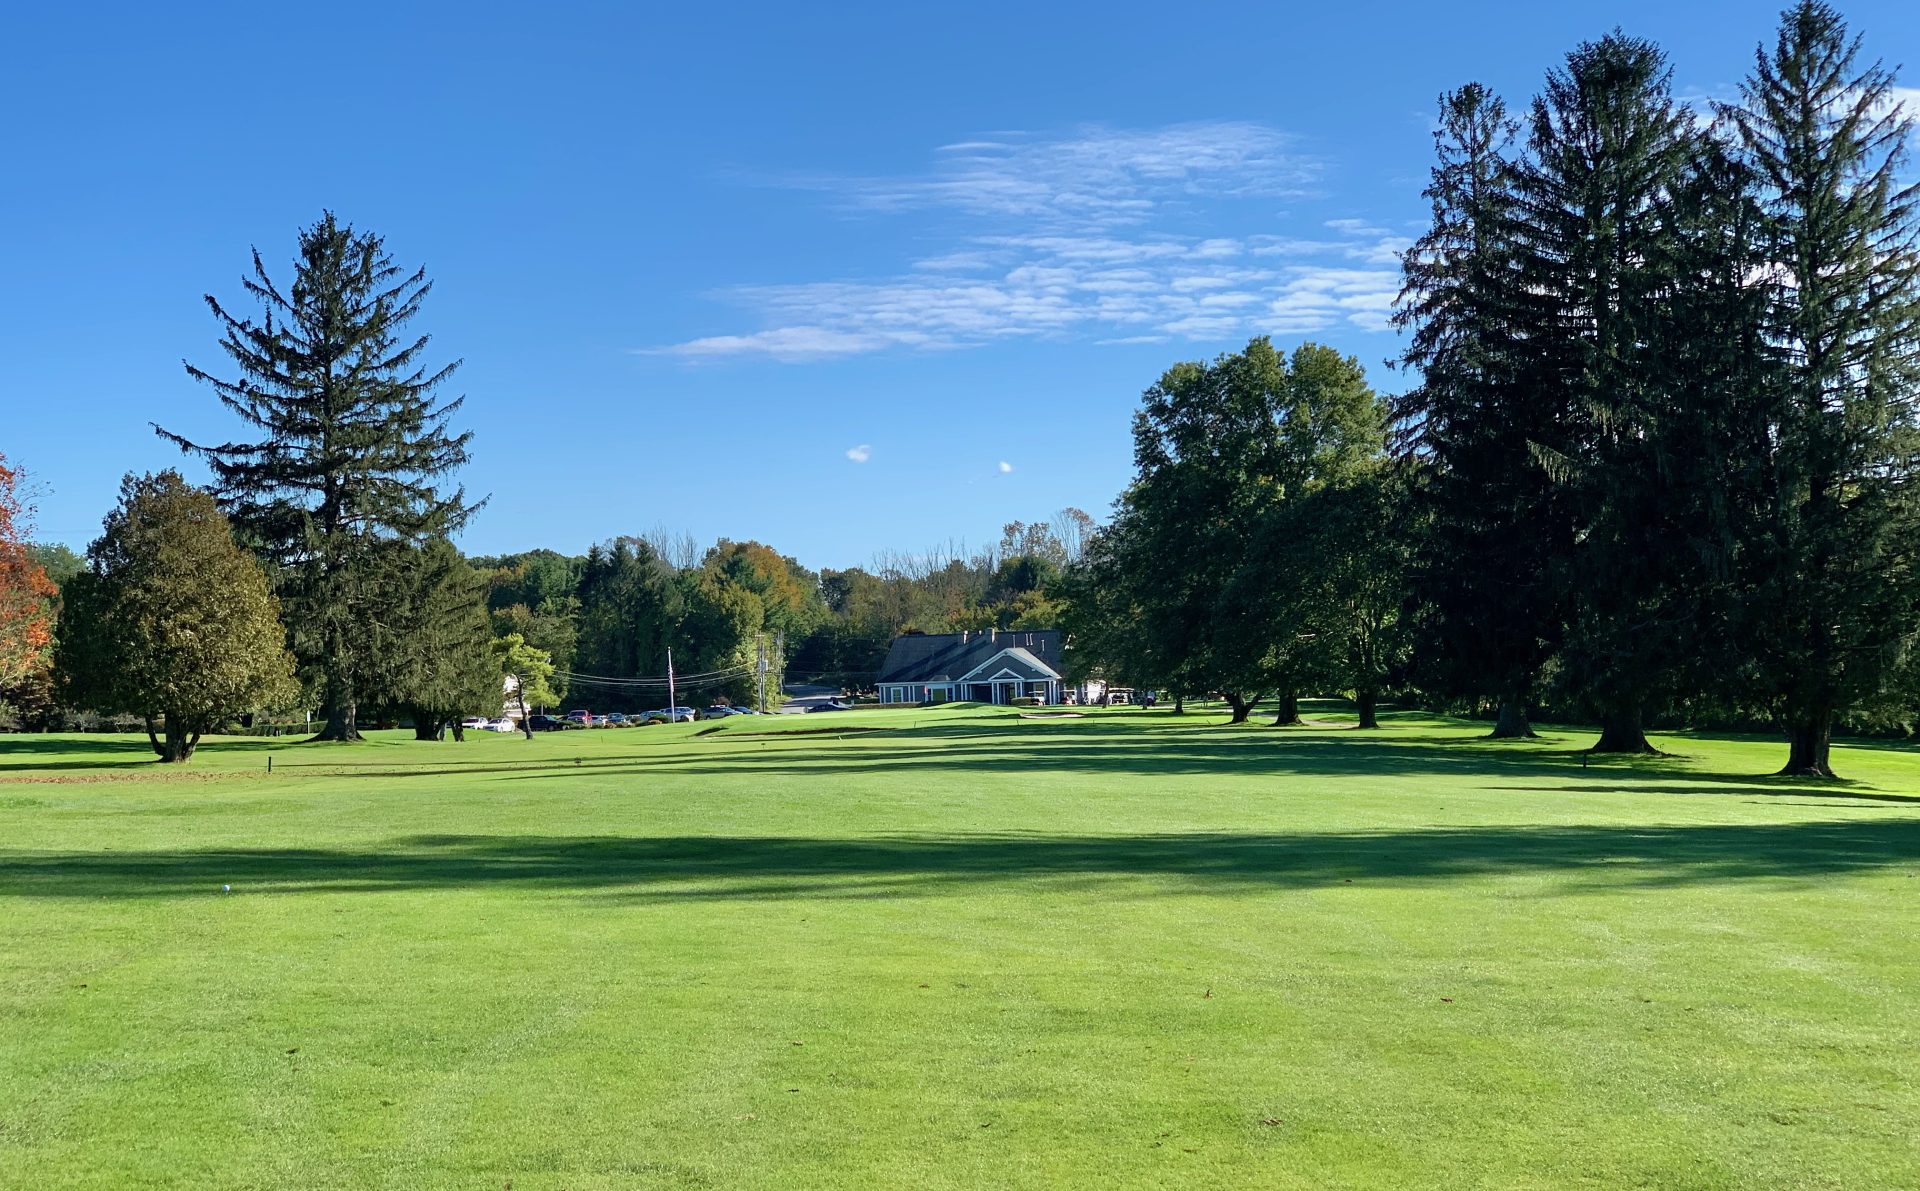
1268 267 1400 334
651 122 1402 361
998 461 1015 474
662 326 910 362
1324 218 1389 236
845 444 872 463
840 122 1320 228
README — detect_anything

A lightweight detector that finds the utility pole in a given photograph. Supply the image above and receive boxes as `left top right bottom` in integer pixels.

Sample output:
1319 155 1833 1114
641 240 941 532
667 647 676 720
774 630 785 708
756 634 769 713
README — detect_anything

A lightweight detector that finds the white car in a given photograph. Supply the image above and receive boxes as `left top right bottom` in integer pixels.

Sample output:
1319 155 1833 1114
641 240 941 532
460 716 492 730
488 718 518 733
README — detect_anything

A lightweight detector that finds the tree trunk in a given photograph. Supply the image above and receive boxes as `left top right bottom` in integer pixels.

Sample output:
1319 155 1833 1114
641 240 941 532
412 713 439 742
1172 694 1184 715
449 721 466 742
314 698 362 742
312 625 362 741
143 713 165 760
1589 706 1655 755
1780 711 1835 778
158 711 198 763
515 674 534 739
1223 693 1257 724
1355 689 1379 730
1489 699 1537 739
1271 693 1301 726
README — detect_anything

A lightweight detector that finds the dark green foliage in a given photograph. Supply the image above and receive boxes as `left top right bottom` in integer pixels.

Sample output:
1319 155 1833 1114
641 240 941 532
1510 33 1715 753
678 569 762 705
487 598 578 703
473 549 582 700
1075 339 1386 722
157 212 475 742
378 540 500 740
1384 6 1920 767
55 473 297 761
1394 83 1567 738
1244 466 1413 729
25 543 84 589
573 539 683 694
1724 2 1920 776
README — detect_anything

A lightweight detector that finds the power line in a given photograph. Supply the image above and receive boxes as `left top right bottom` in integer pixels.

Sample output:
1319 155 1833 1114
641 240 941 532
552 664 753 686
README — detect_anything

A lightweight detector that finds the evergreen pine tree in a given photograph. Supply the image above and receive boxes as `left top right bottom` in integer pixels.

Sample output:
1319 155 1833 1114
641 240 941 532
1510 34 1710 754
1394 84 1567 738
158 213 475 741
380 539 500 741
1726 1 1920 776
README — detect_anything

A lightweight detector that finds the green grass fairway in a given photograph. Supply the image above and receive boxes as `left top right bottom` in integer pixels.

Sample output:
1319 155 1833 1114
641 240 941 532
4 706 1918 1188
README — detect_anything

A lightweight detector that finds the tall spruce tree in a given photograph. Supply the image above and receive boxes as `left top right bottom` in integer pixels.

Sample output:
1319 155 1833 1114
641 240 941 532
1727 1 1920 776
1394 84 1569 739
158 213 474 741
1511 34 1712 754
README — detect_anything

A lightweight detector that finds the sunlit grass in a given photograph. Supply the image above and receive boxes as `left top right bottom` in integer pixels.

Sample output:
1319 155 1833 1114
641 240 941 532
2 705 1917 1188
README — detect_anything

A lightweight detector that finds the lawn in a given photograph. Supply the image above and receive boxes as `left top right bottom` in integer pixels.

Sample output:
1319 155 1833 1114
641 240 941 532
2 704 1917 1188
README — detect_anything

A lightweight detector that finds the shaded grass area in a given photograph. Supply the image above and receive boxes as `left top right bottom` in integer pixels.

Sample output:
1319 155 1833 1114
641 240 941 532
6 819 1919 901
2 707 1919 1188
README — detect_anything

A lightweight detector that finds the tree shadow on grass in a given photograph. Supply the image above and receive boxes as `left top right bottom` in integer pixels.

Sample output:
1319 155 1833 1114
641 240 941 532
4 819 1916 902
1489 783 1920 805
0 735 283 773
617 735 1873 792
200 729 1888 796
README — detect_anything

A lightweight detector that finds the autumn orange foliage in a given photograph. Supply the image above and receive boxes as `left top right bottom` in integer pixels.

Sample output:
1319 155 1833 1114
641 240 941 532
0 453 59 686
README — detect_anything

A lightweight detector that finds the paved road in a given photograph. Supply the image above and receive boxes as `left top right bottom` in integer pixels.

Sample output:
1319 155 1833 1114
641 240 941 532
778 683 843 714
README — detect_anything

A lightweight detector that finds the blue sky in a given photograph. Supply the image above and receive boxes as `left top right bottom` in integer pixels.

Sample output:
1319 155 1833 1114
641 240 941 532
5 0 1916 571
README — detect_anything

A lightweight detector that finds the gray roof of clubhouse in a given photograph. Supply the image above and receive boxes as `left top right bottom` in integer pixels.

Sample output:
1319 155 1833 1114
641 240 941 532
876 629 1064 685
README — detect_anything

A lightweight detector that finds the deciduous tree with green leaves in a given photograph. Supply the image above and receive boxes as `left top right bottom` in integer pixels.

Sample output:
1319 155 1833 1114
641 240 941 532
492 634 559 739
55 473 297 762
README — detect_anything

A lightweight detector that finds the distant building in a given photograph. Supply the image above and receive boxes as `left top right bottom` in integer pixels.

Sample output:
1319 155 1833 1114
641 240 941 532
875 628 1066 705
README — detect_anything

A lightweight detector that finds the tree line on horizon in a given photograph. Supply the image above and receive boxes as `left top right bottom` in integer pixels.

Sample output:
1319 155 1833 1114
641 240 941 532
0 2 1914 779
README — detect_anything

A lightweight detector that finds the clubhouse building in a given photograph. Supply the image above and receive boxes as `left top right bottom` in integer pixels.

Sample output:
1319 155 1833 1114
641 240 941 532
875 629 1067 706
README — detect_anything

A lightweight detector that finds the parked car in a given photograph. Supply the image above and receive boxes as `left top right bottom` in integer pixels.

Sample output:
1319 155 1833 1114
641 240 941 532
564 709 592 724
488 718 518 733
806 700 853 713
525 714 569 732
729 706 760 715
703 705 737 719
606 712 629 726
459 716 491 730
644 706 698 723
